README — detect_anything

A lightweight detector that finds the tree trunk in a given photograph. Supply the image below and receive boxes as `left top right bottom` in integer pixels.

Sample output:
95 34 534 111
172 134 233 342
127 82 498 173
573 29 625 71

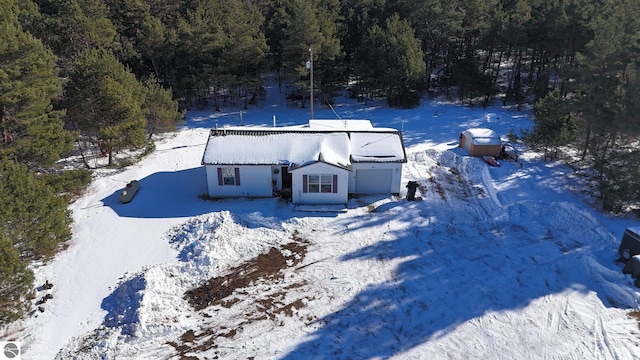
528 48 537 84
493 49 505 80
248 87 258 106
502 47 515 106
581 122 591 161
1 107 13 145
151 58 161 80
108 147 113 166
243 84 249 110
76 138 92 169
213 84 220 112
536 50 546 80
483 45 494 72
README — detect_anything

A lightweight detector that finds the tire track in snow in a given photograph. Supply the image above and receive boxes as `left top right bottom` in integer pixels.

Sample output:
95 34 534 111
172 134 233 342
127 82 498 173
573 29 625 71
406 149 503 234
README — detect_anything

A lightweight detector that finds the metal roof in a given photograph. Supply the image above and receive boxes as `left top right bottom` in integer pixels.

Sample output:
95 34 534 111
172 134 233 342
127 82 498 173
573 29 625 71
201 127 407 167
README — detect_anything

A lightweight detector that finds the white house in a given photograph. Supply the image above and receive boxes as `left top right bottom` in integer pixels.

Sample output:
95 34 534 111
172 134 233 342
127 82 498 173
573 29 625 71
201 120 407 204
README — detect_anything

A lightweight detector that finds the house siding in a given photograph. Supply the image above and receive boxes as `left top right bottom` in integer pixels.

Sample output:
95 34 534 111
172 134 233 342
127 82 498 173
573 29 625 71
205 165 272 197
291 162 349 204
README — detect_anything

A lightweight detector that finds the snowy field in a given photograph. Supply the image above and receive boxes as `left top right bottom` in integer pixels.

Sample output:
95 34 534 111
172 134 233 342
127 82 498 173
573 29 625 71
7 79 640 359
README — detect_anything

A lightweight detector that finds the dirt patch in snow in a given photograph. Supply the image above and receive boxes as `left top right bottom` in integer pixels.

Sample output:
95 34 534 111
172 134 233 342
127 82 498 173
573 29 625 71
169 231 311 357
629 311 640 330
184 231 309 311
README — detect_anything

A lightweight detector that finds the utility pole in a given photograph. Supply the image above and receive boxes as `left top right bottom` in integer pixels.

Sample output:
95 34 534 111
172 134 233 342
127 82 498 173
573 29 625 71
309 47 314 119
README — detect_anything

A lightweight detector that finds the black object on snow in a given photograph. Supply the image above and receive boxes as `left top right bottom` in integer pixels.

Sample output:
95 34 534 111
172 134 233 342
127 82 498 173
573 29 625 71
623 255 640 278
406 181 419 201
618 228 640 262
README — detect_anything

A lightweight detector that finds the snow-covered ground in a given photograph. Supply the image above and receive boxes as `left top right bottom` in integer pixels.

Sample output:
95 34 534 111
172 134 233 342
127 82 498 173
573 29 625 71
6 79 640 359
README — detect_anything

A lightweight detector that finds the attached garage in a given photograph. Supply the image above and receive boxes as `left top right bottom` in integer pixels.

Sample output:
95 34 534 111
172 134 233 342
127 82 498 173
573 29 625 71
355 169 392 194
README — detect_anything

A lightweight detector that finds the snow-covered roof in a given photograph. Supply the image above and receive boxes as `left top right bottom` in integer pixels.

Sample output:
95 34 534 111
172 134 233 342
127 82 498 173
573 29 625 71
201 130 351 168
463 128 501 146
201 127 406 168
350 132 406 162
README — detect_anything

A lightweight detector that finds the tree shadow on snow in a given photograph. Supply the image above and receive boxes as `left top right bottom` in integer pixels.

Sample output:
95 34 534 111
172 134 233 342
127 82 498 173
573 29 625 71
101 167 211 218
281 198 631 359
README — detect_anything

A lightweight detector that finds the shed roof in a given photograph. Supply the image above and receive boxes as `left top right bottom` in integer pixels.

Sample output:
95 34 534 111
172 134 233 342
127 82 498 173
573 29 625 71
463 128 502 146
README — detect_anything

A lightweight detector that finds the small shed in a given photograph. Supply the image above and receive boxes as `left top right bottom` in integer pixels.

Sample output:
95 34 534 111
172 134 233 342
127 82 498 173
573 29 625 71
459 128 502 157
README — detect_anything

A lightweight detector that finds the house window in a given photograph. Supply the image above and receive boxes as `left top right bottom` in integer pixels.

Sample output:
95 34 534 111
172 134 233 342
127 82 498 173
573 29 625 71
304 174 337 193
217 167 241 186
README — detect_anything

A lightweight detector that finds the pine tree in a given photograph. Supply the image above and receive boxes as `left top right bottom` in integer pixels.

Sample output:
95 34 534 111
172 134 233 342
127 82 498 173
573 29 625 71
443 55 497 105
0 160 72 260
31 0 120 63
0 234 34 325
64 49 147 167
0 0 74 167
354 14 426 107
99 0 184 85
171 0 225 104
143 76 184 140
272 0 342 107
525 89 575 160
282 0 319 108
568 0 640 211
218 0 269 109
309 0 343 102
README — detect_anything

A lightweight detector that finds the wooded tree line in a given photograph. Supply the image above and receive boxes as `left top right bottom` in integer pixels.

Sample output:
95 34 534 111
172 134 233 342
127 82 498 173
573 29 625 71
1 0 638 324
1 0 183 323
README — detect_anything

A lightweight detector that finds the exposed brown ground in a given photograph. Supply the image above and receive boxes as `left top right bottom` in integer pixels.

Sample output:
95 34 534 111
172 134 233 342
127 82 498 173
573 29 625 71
168 231 311 358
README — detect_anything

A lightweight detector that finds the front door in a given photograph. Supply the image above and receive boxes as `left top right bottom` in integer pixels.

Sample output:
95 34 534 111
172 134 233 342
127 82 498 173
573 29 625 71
281 166 292 188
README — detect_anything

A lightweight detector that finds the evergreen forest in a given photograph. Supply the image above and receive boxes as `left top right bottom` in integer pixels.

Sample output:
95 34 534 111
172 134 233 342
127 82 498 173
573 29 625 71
1 0 639 324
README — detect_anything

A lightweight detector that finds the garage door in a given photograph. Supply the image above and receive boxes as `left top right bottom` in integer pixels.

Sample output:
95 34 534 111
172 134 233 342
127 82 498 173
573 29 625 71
355 169 392 194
